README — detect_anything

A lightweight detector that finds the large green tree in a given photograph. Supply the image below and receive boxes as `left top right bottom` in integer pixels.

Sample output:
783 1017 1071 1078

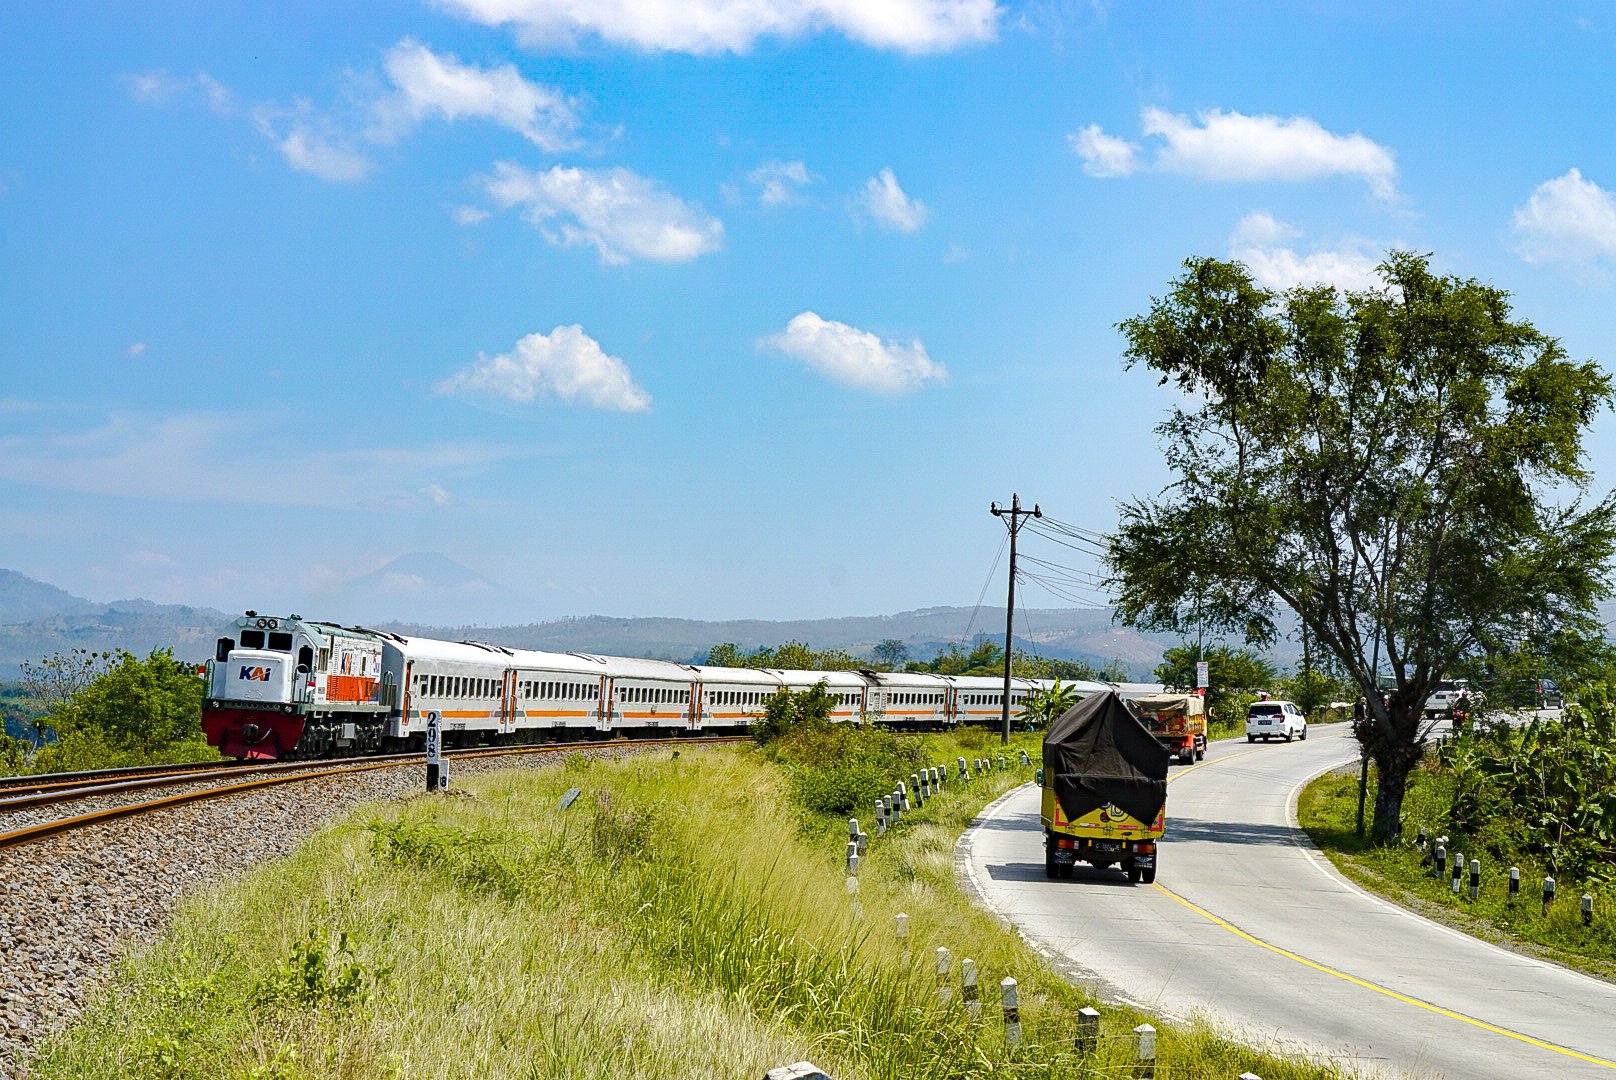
1108 252 1616 842
32 648 208 770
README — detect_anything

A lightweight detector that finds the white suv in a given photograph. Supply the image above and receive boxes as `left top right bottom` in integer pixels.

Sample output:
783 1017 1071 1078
1246 700 1307 743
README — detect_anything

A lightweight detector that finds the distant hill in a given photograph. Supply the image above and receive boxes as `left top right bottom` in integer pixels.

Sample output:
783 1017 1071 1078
29 565 1567 682
376 605 1179 678
0 569 98 624
0 567 233 677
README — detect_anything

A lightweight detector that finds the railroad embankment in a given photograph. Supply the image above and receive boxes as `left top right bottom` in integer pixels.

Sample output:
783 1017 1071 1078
34 734 1345 1080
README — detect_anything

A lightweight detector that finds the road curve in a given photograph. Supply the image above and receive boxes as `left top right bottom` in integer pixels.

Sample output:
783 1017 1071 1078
959 723 1616 1080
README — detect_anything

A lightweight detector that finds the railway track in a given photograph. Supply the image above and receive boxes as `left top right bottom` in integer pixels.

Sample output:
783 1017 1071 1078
0 736 743 852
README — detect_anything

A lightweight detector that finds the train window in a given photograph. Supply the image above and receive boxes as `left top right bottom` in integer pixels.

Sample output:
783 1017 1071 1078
268 632 293 651
240 629 265 649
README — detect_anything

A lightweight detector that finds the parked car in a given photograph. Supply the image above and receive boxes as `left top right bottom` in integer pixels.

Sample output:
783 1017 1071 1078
1245 700 1307 743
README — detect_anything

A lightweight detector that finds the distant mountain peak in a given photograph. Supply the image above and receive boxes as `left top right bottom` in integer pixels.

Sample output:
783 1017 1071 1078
0 569 97 624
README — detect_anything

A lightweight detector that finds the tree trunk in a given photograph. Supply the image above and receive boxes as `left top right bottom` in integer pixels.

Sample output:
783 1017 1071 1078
1363 697 1425 845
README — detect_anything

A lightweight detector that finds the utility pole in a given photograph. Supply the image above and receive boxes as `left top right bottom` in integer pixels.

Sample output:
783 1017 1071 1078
991 493 1041 745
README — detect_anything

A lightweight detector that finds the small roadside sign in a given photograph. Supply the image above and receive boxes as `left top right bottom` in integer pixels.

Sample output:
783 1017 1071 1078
1195 661 1209 689
425 710 447 791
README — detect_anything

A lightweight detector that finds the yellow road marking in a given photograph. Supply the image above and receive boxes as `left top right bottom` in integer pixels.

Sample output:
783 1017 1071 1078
1156 739 1616 1069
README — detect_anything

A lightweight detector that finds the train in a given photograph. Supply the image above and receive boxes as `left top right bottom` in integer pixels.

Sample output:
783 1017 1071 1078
199 611 1128 761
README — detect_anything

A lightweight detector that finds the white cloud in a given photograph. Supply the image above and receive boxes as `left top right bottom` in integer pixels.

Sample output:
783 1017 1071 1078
436 325 652 412
764 312 947 393
144 41 583 184
0 411 515 509
1513 168 1616 268
1145 107 1396 198
127 70 234 114
749 160 815 207
1230 211 1301 248
1073 107 1397 198
1228 212 1381 292
437 0 1000 54
483 162 724 264
1069 124 1138 177
253 106 373 182
277 125 373 182
371 39 579 151
126 342 148 358
859 167 928 232
453 204 492 225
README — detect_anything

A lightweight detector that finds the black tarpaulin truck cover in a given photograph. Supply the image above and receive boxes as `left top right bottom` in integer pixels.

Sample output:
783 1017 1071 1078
1042 689 1170 826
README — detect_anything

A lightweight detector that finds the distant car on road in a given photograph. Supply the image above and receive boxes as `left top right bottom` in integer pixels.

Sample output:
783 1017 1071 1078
1423 679 1475 718
1246 700 1307 743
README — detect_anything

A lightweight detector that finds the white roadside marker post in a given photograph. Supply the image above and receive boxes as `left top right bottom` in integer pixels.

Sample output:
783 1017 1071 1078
1584 893 1595 927
1544 876 1556 916
961 958 979 1018
1469 860 1480 902
1075 1006 1100 1054
846 844 861 921
936 946 952 1005
1001 977 1020 1048
1451 851 1463 895
1133 1022 1156 1078
425 710 445 792
1509 866 1520 904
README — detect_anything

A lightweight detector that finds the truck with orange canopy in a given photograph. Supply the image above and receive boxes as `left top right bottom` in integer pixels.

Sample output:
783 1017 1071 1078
1126 691 1207 765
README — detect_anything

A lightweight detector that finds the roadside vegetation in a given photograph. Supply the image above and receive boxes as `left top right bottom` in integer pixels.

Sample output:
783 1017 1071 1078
35 697 1345 1080
0 648 211 776
1300 697 1616 980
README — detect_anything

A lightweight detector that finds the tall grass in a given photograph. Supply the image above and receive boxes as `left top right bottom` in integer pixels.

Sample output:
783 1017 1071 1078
35 737 1345 1079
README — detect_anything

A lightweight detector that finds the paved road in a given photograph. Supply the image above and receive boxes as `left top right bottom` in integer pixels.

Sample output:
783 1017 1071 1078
960 722 1616 1080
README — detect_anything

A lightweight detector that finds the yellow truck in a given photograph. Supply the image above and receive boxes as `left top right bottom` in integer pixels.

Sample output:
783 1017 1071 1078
1041 690 1170 884
1127 692 1207 765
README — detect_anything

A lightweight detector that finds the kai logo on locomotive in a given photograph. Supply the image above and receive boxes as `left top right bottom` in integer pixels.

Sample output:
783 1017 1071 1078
238 666 272 681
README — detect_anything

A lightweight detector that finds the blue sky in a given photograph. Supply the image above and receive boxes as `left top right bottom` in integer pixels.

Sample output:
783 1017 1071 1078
4 2 1616 628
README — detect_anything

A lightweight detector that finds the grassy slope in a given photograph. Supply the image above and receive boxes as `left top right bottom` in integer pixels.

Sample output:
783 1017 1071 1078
36 736 1345 1080
1298 763 1616 982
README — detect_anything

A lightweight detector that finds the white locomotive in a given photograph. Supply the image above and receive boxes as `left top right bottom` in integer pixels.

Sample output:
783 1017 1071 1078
201 611 1113 760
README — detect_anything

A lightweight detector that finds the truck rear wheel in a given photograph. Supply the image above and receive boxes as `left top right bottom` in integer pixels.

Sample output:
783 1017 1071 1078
1126 860 1141 884
1142 864 1157 884
1045 848 1059 880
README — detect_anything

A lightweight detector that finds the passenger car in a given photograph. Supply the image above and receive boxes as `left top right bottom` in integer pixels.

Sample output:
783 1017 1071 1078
1245 700 1307 743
